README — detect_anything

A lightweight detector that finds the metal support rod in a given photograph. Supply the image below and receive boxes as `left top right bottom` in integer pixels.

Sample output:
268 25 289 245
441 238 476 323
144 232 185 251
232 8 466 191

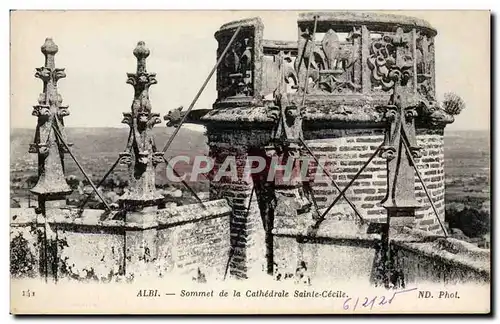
52 125 112 212
301 16 318 107
401 129 449 237
161 25 242 155
162 156 205 207
80 130 131 210
300 138 368 224
318 143 382 222
78 156 121 210
43 217 49 283
223 248 234 281
304 181 321 219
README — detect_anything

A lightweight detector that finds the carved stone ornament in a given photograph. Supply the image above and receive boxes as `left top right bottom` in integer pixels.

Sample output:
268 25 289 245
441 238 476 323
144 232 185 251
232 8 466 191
29 38 72 197
218 34 254 98
294 27 362 95
367 27 413 91
266 51 305 151
163 106 185 128
118 41 164 210
368 28 422 213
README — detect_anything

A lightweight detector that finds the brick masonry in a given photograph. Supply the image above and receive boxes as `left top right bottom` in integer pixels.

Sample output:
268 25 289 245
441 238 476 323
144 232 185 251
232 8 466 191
207 139 266 279
304 127 446 233
206 125 449 279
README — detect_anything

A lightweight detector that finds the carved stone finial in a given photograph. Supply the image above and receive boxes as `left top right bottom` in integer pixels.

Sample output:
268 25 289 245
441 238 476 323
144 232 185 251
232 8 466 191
40 38 59 68
118 41 163 212
133 41 150 73
41 38 58 55
30 38 72 200
133 41 150 59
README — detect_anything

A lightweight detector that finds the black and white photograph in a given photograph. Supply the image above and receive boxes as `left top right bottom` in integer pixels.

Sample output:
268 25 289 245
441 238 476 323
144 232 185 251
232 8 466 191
8 9 491 314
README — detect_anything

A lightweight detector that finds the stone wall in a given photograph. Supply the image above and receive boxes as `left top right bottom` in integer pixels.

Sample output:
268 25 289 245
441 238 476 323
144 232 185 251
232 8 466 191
272 225 490 286
304 127 446 233
392 228 490 284
9 200 232 282
155 202 232 280
272 220 383 285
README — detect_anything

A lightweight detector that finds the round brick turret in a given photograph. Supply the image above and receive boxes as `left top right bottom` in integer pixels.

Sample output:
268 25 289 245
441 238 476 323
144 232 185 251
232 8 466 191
190 12 457 278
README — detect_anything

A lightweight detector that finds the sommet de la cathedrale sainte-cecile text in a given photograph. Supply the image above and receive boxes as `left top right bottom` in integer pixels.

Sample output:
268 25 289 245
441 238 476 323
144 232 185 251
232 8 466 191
179 289 347 298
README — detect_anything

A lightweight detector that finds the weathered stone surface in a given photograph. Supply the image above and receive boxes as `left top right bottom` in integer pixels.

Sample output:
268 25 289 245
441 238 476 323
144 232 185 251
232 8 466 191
118 41 164 211
10 224 40 279
29 38 72 198
10 200 231 282
273 232 380 285
11 12 474 287
58 230 124 282
297 11 437 37
199 11 463 280
303 128 446 233
391 228 490 284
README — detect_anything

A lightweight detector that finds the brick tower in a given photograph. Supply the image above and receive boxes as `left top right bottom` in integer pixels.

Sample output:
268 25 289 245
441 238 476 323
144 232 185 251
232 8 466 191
181 12 462 280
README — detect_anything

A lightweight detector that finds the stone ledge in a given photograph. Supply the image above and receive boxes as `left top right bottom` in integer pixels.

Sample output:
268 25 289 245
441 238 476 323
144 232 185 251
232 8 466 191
217 17 264 34
10 208 37 226
198 99 453 130
391 227 490 278
156 199 231 229
9 199 231 231
272 219 381 248
298 11 437 36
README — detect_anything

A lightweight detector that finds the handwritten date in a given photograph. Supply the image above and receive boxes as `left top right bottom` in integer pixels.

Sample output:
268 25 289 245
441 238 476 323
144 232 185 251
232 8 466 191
343 287 417 311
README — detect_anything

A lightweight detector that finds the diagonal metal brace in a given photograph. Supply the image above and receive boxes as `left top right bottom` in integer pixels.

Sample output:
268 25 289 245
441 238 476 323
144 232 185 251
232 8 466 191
401 128 448 237
78 156 121 210
161 25 243 156
52 125 112 212
300 138 372 226
162 156 205 208
318 143 383 223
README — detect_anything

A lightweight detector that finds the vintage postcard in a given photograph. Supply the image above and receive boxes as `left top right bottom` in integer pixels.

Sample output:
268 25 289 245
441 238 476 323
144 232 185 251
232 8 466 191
9 10 491 315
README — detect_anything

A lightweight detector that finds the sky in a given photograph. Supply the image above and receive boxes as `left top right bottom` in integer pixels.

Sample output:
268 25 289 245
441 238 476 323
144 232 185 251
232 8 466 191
10 10 490 131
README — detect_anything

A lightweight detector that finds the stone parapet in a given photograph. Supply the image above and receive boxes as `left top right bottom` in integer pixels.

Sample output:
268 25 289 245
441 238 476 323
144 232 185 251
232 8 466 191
10 200 232 282
391 228 490 283
270 221 489 285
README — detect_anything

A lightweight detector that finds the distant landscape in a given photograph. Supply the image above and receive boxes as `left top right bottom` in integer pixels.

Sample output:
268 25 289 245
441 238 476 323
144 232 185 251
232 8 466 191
442 130 490 245
10 128 490 244
10 127 211 207
443 130 490 209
